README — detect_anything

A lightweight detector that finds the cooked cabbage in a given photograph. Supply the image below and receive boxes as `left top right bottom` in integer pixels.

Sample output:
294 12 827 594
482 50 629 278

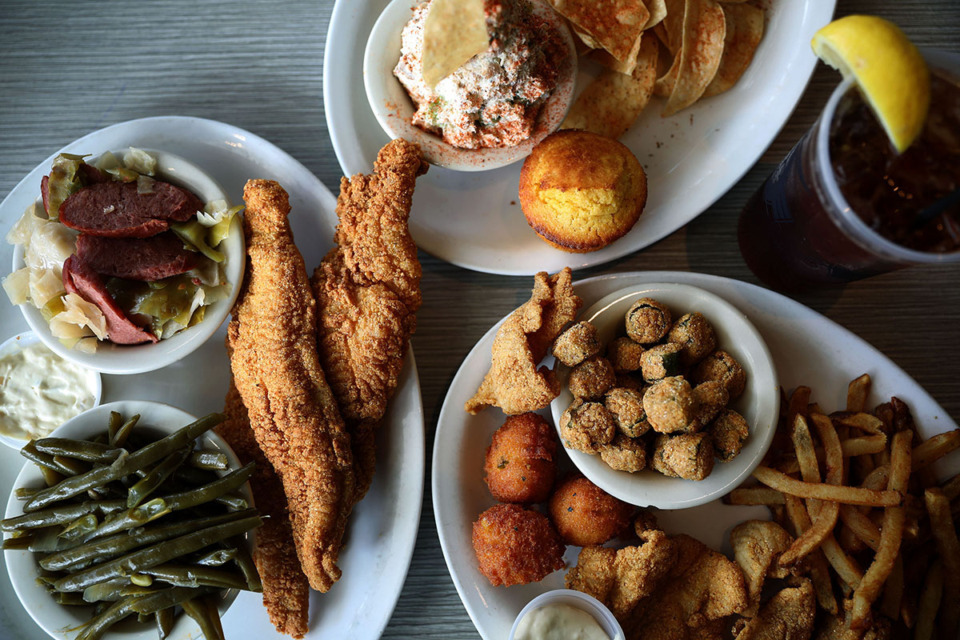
24 216 76 271
2 267 29 305
49 293 107 340
28 267 64 308
123 147 157 176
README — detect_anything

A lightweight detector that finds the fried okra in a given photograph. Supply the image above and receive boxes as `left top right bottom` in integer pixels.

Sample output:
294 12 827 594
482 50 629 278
484 413 557 503
691 349 746 399
651 432 715 481
605 387 650 438
607 337 644 373
553 321 601 367
614 372 644 393
600 434 647 472
472 504 565 586
560 399 616 453
710 409 749 462
548 475 634 546
668 312 717 366
568 356 616 400
692 381 729 430
639 343 684 383
625 298 672 344
643 376 698 434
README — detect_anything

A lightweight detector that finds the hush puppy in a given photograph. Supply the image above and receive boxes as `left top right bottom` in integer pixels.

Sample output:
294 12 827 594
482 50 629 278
553 321 601 367
484 413 558 503
549 475 634 546
473 504 566 586
568 356 616 400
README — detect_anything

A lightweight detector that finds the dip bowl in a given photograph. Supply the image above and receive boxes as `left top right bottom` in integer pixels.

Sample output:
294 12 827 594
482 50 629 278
10 148 244 375
363 0 578 171
0 331 102 450
509 589 624 640
3 401 252 640
549 283 779 509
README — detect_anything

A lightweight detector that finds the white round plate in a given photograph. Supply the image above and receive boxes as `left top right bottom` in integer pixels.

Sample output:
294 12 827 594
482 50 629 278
432 271 959 640
0 117 425 640
325 0 837 275
549 282 779 509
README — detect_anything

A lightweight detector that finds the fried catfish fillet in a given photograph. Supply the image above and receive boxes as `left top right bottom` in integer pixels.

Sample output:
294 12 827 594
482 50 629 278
217 380 309 638
228 179 355 593
734 579 816 640
311 138 427 503
465 267 582 415
730 520 795 617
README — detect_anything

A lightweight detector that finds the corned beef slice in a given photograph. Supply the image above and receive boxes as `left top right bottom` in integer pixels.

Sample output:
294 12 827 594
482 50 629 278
59 180 203 238
62 255 158 345
76 232 199 281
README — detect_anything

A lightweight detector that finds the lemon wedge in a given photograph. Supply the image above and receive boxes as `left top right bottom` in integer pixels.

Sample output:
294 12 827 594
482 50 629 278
812 15 930 153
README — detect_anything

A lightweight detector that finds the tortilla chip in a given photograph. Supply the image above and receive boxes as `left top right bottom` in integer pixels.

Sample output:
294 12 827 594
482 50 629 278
548 0 650 62
561 35 659 138
702 3 764 97
660 0 725 117
644 0 668 29
421 0 489 88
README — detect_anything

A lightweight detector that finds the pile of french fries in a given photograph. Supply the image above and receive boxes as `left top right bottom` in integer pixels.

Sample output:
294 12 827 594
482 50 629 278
726 374 960 637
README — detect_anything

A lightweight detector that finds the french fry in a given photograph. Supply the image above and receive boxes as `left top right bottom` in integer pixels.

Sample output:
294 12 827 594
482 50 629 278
878 555 903 621
838 412 886 434
860 465 890 491
752 466 901 507
914 563 943 640
724 486 786 506
942 472 960 501
841 435 887 457
787 386 811 424
846 374 871 412
851 430 912 629
782 494 841 612
924 488 960 639
837 504 881 551
912 429 960 471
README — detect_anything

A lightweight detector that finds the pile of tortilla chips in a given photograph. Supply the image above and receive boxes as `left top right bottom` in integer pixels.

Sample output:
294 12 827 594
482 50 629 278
553 0 765 139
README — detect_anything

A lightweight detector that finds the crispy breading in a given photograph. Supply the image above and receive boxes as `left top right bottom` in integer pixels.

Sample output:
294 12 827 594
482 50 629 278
217 380 309 638
228 179 355 593
734 579 816 640
730 520 795 617
311 138 427 503
610 530 678 617
465 268 582 415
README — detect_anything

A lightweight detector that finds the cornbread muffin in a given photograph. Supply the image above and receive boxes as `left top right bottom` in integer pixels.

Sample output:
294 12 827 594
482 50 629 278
519 130 647 252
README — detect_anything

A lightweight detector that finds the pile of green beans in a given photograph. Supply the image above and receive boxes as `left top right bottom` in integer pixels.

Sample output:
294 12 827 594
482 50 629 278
1 412 262 640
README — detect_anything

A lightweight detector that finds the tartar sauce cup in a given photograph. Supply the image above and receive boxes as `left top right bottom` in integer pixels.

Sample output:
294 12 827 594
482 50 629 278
509 589 624 640
0 331 102 450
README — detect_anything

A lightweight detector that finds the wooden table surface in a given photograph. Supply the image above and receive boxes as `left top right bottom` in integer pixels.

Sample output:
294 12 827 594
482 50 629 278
1 1 957 638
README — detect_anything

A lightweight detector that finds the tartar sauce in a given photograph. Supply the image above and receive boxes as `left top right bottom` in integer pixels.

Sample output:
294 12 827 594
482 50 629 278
514 603 610 640
0 341 98 440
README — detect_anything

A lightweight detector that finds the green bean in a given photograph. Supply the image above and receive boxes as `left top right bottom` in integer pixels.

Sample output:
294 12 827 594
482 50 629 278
35 438 123 463
21 441 76 476
161 463 254 513
53 455 89 476
231 536 262 593
156 607 174 639
107 411 123 444
192 548 237 567
1 499 126 532
182 595 225 640
59 513 99 541
75 596 138 640
129 586 215 615
127 447 191 508
23 413 223 513
189 451 228 470
53 515 261 591
15 487 39 500
110 414 140 448
40 466 64 487
82 578 128 603
41 509 256 572
2 535 32 550
53 592 87 606
83 498 172 541
142 564 250 590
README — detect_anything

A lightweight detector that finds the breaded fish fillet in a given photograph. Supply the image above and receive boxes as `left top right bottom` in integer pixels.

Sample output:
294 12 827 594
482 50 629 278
228 179 355 593
217 380 309 638
465 268 582 415
311 138 427 503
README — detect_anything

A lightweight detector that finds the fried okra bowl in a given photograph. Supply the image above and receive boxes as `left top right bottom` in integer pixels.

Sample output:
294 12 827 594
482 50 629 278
549 283 778 509
7 148 244 375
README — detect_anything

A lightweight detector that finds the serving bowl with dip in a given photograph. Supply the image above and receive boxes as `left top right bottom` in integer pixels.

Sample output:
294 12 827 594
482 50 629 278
550 283 779 509
0 331 101 450
364 0 578 171
8 148 244 376
3 400 257 640
509 589 623 640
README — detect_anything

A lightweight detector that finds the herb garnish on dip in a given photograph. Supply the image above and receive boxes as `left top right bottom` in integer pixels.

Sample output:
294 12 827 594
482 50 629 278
394 0 566 149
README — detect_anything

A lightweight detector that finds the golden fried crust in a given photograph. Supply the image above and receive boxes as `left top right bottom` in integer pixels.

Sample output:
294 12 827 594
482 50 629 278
730 520 795 617
734 580 816 640
466 268 582 415
312 138 426 504
484 413 558 503
229 179 355 593
217 380 309 639
472 504 566 587
548 475 634 547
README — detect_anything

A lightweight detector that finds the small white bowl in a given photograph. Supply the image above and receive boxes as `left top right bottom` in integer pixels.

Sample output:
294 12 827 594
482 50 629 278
0 331 102 450
509 589 624 640
550 283 779 509
11 148 244 375
363 0 578 171
3 400 250 640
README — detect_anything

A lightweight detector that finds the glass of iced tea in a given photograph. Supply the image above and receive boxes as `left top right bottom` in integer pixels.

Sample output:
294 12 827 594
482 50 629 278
738 50 960 291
